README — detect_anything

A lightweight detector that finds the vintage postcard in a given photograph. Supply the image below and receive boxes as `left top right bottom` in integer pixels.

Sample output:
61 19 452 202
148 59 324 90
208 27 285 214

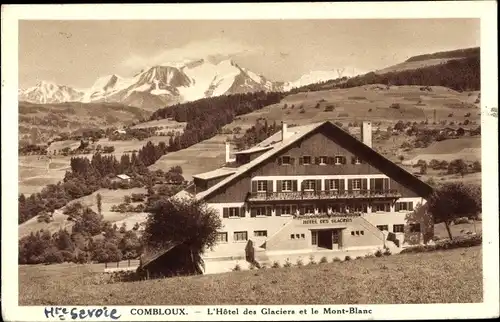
2 2 499 321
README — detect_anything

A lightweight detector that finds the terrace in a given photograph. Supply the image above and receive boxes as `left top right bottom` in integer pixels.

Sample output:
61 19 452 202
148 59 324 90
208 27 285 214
247 189 402 202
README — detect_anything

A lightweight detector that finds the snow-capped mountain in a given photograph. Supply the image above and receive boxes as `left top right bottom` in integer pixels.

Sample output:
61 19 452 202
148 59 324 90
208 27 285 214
18 81 84 104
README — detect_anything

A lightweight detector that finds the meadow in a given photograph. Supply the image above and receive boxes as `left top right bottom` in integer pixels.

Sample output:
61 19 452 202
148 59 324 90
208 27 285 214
19 246 482 305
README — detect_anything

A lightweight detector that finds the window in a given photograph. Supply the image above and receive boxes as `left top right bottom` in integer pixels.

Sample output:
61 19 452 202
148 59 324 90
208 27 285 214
281 180 292 192
223 207 244 218
355 231 360 236
290 234 295 239
216 232 228 243
377 225 389 231
328 179 339 191
396 202 414 212
311 231 317 245
304 205 315 215
257 180 268 192
409 224 421 233
393 224 405 233
351 231 355 236
302 180 316 191
319 156 328 165
373 203 390 212
234 231 248 242
353 156 362 164
350 203 367 212
280 205 292 216
281 156 291 165
302 156 312 165
352 179 361 190
360 231 364 235
255 207 269 217
301 233 305 238
334 156 345 165
254 230 268 237
330 204 344 213
295 234 300 239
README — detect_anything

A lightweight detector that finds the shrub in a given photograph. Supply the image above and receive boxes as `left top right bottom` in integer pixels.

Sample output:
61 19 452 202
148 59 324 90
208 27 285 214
283 259 292 268
324 105 335 112
131 193 146 202
374 249 384 257
364 253 375 259
319 256 328 264
299 109 305 114
272 261 281 268
448 113 454 117
454 217 470 225
400 235 482 254
383 248 392 256
390 103 401 109
308 255 316 265
355 256 363 260
368 108 372 112
344 256 351 261
332 257 341 262
259 263 267 270
296 258 304 267
232 264 241 271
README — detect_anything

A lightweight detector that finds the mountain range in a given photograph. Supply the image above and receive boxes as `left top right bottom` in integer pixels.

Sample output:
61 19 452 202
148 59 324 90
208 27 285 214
19 59 362 110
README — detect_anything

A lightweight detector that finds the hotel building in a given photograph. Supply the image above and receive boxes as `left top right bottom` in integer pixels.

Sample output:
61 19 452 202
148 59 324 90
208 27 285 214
176 121 434 257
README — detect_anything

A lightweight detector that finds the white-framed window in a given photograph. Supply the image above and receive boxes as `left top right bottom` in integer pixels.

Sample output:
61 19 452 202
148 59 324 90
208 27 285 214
216 232 228 243
311 231 318 245
350 203 367 212
257 180 267 192
319 156 328 165
334 156 344 165
393 224 405 233
228 207 240 218
304 205 315 215
281 156 291 165
254 230 268 237
396 202 414 212
328 179 339 191
256 207 268 217
280 205 293 216
373 203 390 212
302 180 316 191
223 207 244 218
302 156 312 165
234 231 248 242
352 179 361 190
330 204 344 213
281 180 292 192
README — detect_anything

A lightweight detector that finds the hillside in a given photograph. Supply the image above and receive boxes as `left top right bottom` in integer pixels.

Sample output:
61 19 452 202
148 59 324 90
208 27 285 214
19 246 482 305
19 101 151 144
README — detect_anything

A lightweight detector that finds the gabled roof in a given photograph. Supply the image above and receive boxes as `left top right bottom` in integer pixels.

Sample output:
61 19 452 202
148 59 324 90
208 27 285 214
192 167 237 180
193 121 434 201
116 174 131 180
233 145 274 155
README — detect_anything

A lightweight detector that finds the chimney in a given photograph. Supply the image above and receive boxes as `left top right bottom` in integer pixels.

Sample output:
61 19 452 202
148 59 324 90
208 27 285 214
361 121 372 148
225 142 235 163
281 121 288 142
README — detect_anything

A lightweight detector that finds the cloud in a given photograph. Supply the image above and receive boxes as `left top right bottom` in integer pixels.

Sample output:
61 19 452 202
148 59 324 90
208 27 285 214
121 38 263 70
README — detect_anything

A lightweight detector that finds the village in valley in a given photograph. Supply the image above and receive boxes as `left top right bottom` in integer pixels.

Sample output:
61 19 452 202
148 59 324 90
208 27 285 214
16 18 484 306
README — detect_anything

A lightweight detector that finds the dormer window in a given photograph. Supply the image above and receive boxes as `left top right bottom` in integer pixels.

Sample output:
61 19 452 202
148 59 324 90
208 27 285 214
319 156 328 165
281 156 291 165
353 156 361 165
334 156 344 165
302 156 312 165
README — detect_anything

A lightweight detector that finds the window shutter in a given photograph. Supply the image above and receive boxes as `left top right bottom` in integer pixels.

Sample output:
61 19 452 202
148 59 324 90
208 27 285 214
251 181 257 192
339 179 345 191
292 205 297 215
325 179 330 191
383 178 390 190
292 180 298 191
223 208 229 218
348 179 353 191
314 157 320 165
351 156 356 164
342 156 347 164
315 179 322 191
267 180 273 192
324 157 330 165
298 157 303 165
276 180 282 192
362 179 368 190
266 207 271 216
277 157 282 165
290 157 295 165
370 178 375 191
409 202 414 211
299 206 305 215
240 206 246 217
276 207 282 216
250 208 257 217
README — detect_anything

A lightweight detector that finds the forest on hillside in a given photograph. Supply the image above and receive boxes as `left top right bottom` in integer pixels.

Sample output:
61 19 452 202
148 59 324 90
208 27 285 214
405 47 479 62
150 91 286 152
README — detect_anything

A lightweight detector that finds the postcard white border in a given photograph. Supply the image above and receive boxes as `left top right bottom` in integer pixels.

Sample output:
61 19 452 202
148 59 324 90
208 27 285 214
2 2 499 321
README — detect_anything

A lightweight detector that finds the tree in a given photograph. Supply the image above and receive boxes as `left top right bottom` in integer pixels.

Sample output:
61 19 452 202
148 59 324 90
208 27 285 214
142 198 222 273
72 207 104 236
472 161 481 172
448 159 468 177
426 183 481 240
419 162 427 175
96 193 102 215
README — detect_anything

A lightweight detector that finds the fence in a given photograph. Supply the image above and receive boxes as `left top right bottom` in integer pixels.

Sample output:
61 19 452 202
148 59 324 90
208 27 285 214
104 259 140 271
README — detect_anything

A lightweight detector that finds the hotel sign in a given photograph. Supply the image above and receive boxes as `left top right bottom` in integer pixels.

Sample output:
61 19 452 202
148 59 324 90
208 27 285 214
302 218 353 225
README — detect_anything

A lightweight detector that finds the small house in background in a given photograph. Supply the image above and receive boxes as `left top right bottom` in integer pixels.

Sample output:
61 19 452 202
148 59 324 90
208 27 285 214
116 174 131 183
114 129 127 135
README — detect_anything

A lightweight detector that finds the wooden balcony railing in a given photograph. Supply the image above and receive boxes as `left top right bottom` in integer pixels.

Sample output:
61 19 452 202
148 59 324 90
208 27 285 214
248 189 402 202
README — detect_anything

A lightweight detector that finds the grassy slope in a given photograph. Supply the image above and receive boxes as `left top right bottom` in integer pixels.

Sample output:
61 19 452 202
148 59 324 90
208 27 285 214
19 246 482 305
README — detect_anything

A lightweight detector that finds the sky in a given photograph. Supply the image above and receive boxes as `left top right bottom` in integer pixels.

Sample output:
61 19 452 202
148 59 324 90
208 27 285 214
19 19 480 89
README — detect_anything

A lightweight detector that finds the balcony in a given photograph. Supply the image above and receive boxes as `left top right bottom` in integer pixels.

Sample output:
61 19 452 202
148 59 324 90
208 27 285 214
247 189 402 202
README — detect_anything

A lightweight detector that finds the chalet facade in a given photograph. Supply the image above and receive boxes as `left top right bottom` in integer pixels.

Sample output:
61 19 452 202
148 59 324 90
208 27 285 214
176 121 434 258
